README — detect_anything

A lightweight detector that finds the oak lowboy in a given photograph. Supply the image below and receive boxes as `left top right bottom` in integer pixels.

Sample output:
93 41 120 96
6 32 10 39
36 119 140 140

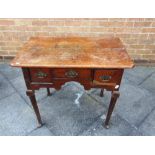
11 37 134 128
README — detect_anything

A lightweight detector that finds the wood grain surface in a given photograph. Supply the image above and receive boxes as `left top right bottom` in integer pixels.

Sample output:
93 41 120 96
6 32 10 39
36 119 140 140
11 37 134 68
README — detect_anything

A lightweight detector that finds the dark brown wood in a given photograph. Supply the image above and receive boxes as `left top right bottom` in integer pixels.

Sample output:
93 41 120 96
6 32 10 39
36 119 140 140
100 89 104 97
104 91 120 128
52 68 91 80
94 69 123 84
26 90 42 127
30 68 52 83
47 88 51 96
11 37 134 128
22 68 31 89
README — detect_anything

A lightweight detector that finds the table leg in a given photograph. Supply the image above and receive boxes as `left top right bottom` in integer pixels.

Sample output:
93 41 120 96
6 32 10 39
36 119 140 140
47 88 51 96
104 91 120 129
26 90 43 127
100 88 104 97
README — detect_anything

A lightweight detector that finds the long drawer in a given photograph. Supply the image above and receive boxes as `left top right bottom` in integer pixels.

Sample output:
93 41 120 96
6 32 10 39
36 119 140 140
29 68 92 83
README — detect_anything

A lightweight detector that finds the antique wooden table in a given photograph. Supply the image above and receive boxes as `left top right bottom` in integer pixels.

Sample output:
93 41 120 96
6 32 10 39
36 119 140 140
11 37 134 128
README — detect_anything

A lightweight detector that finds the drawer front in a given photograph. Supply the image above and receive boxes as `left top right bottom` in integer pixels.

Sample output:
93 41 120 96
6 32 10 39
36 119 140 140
52 69 91 80
30 68 52 82
94 69 123 84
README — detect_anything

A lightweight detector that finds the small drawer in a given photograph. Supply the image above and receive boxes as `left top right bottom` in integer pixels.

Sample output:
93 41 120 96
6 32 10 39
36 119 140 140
94 69 123 84
29 68 52 82
52 69 91 80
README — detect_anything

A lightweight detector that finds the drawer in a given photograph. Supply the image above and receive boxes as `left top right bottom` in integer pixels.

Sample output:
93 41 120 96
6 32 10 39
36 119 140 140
94 69 123 84
52 69 91 80
29 68 52 82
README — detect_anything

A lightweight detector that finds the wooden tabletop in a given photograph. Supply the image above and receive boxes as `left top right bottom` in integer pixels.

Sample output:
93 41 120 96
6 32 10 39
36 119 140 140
11 37 134 69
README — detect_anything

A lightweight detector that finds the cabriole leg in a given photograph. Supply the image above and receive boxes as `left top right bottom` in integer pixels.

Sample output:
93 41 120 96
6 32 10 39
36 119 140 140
47 88 51 96
104 91 120 129
26 90 43 127
100 88 104 97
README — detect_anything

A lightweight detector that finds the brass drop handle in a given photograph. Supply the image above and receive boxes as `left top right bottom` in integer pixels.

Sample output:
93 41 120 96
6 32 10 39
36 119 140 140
65 70 78 78
100 75 111 81
36 71 47 78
